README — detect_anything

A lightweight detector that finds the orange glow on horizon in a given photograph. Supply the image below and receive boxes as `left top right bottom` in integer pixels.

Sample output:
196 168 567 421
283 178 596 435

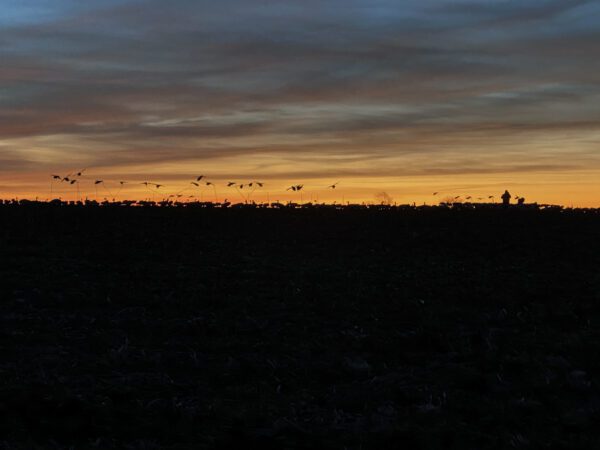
3 170 599 208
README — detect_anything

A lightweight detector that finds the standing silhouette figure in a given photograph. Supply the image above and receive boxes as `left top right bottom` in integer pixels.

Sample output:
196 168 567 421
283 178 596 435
501 190 511 206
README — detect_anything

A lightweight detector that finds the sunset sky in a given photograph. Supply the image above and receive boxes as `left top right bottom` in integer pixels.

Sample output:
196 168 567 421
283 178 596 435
1 0 600 205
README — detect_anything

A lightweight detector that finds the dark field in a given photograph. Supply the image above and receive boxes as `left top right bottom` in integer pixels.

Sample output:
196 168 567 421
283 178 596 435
2 203 600 449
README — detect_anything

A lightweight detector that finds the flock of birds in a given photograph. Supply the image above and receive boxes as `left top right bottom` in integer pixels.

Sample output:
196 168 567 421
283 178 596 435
48 169 344 203
47 169 524 205
432 192 525 203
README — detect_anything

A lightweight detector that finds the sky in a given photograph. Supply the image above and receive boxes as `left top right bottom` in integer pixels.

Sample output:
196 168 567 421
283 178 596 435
1 0 600 205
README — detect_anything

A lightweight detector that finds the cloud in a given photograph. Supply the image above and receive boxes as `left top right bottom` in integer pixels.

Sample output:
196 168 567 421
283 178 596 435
434 0 592 23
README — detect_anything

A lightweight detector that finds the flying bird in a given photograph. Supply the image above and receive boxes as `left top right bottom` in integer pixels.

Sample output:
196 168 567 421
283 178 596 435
328 182 339 189
154 184 163 189
239 184 244 189
119 181 126 185
62 177 70 182
433 192 439 195
94 180 103 185
52 175 61 180
190 182 199 187
70 180 77 185
227 182 236 187
141 182 150 186
196 175 204 181
205 182 213 186
256 182 263 187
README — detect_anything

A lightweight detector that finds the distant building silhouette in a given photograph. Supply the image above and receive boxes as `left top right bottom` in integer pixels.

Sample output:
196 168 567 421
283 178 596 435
501 190 511 206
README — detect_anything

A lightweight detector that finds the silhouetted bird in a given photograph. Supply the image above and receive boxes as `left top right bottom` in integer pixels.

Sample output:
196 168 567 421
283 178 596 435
328 182 339 189
256 182 264 187
154 184 163 189
227 182 236 187
52 175 61 180
196 175 204 181
70 180 77 185
62 177 70 182
141 182 150 186
119 181 126 185
206 182 213 186
190 182 199 186
94 180 103 185
433 192 438 195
